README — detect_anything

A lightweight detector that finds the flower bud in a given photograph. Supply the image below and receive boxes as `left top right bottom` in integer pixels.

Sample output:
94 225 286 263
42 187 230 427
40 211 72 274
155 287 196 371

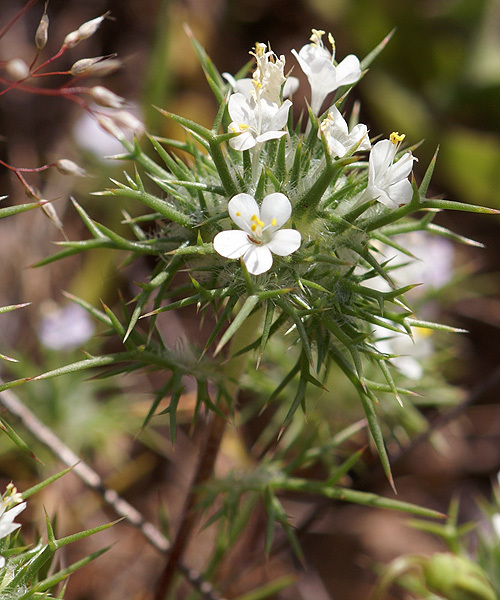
5 58 30 81
89 86 126 109
55 159 86 177
35 12 49 51
423 553 496 600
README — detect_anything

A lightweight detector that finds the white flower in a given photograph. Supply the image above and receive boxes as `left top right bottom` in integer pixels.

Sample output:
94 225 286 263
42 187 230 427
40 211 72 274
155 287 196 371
228 93 292 151
0 484 26 569
223 42 299 105
365 132 416 208
213 193 301 275
319 106 371 157
292 29 361 115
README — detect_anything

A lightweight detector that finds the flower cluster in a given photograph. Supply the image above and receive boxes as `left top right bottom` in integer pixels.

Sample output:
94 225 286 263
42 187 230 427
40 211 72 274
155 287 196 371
215 31 416 275
84 24 491 492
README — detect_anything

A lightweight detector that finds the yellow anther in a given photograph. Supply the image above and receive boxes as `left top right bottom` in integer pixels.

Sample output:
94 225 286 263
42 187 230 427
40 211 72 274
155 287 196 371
257 218 264 227
390 131 406 144
328 33 335 52
236 211 241 216
271 218 277 226
251 224 257 232
251 214 257 221
310 29 325 45
254 42 266 56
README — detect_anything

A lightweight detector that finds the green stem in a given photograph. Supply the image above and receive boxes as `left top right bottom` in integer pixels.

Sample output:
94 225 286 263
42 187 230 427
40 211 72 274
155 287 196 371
209 139 239 196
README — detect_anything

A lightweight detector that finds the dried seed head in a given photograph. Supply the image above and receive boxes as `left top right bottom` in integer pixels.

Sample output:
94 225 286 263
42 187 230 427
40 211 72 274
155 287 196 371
84 58 121 77
5 58 30 81
90 86 125 109
63 30 79 48
112 110 144 133
77 14 107 40
41 200 63 230
55 159 87 177
70 56 104 76
95 114 125 141
63 12 109 49
35 13 49 51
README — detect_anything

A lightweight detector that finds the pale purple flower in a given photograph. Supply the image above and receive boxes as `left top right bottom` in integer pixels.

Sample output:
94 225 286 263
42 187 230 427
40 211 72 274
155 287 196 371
38 303 94 351
213 193 301 275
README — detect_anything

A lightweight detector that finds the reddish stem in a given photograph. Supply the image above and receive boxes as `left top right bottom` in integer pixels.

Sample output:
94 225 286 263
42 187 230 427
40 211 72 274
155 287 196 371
0 0 39 41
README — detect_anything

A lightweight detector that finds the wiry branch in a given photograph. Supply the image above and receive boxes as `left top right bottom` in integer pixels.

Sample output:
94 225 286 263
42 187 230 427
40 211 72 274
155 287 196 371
0 383 226 600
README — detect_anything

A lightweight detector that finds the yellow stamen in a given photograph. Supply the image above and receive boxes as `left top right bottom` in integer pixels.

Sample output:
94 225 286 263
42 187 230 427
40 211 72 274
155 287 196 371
251 224 257 232
310 29 325 45
236 211 241 216
328 33 335 53
254 42 266 57
271 218 277 226
390 131 405 145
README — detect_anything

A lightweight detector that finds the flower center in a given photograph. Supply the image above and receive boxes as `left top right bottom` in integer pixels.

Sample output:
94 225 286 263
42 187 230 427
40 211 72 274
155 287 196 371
248 213 277 244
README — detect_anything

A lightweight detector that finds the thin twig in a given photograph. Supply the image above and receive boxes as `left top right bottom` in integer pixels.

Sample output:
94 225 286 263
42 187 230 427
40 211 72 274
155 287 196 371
0 384 225 600
154 411 227 600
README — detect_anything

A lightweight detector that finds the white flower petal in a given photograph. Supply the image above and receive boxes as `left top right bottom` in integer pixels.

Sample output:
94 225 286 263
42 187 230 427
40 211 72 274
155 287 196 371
260 193 292 230
388 179 414 206
370 139 396 176
228 194 260 233
0 555 5 569
389 151 415 181
255 130 287 144
213 230 252 259
0 521 21 538
334 54 361 87
283 76 300 97
229 129 256 151
325 137 348 158
228 93 253 125
266 229 302 256
269 99 292 131
369 186 397 209
242 245 273 275
0 502 25 539
349 124 371 151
